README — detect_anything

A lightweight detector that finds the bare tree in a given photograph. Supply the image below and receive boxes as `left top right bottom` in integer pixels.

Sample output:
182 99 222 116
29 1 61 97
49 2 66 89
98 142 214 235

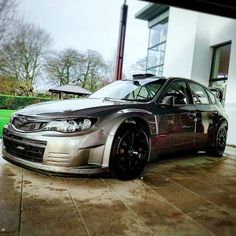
0 0 17 43
46 49 108 92
78 50 108 91
46 48 83 86
0 23 51 95
131 57 147 74
104 51 116 82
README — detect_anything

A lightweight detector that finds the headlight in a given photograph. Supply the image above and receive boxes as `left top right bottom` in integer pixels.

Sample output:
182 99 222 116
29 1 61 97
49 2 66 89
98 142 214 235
42 118 97 133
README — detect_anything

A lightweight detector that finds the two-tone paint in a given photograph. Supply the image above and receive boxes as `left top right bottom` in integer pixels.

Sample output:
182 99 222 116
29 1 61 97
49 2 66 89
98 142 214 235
2 77 228 176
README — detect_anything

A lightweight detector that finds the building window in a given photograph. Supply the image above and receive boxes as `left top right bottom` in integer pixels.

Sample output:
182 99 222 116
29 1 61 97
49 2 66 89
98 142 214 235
146 17 168 76
209 43 231 106
210 43 231 80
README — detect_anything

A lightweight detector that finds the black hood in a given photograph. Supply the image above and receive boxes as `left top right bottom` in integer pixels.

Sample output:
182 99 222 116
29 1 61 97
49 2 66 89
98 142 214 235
15 98 134 118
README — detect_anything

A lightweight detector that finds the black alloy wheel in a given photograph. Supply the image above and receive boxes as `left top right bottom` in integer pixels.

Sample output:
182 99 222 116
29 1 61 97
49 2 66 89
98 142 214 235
207 125 227 157
216 125 227 156
111 124 149 180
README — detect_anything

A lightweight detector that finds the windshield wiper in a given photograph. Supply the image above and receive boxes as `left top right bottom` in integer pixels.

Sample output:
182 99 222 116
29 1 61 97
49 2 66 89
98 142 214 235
122 98 149 102
103 97 128 102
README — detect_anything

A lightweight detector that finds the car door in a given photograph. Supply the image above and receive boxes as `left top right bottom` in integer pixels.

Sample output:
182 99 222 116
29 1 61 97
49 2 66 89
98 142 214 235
155 80 196 152
188 82 216 148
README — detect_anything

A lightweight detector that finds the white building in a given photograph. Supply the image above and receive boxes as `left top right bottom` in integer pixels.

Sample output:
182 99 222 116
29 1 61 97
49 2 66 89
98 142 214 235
136 3 236 145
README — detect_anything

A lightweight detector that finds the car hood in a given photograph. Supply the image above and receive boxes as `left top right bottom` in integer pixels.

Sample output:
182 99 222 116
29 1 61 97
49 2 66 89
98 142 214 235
15 98 130 118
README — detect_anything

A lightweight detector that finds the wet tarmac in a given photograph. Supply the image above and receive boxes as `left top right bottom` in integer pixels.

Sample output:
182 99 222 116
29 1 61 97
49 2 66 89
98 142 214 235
0 145 236 236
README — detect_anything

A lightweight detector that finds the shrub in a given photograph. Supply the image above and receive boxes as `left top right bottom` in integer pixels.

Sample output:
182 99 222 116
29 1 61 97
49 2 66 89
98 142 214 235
0 94 52 110
0 76 19 95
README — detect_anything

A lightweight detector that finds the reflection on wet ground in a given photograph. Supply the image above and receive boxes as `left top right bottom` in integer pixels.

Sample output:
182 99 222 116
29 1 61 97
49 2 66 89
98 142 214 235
0 146 236 236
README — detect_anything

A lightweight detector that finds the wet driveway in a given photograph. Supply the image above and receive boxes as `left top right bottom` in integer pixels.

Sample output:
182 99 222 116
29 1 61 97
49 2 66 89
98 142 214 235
0 145 236 236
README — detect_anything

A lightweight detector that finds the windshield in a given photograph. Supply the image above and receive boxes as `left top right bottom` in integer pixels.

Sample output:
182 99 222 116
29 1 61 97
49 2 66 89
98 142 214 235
89 79 165 102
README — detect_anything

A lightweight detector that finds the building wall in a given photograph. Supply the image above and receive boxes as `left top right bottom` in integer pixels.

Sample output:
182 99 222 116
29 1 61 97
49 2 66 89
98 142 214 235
163 8 214 85
190 14 213 86
163 8 198 78
210 17 236 144
210 17 236 103
162 7 236 144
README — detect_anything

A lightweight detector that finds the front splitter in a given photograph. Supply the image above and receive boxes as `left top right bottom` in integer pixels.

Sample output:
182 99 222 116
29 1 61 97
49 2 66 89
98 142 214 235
2 150 109 177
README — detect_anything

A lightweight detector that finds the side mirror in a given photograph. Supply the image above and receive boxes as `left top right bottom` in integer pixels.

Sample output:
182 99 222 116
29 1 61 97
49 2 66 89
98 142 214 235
162 95 174 106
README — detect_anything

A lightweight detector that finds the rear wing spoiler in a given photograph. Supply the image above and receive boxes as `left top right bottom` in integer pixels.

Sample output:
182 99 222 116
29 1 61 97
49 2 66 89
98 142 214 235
209 88 223 102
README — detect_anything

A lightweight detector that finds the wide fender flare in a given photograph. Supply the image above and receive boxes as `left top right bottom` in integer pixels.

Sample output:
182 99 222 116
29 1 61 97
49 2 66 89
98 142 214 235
100 109 157 167
208 117 228 145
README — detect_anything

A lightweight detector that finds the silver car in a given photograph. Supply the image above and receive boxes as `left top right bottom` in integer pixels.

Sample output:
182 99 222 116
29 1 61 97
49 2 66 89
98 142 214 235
2 75 228 179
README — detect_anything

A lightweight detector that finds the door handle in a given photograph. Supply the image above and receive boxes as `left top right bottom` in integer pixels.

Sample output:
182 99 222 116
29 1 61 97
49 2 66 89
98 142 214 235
182 125 192 129
188 113 196 119
212 111 218 115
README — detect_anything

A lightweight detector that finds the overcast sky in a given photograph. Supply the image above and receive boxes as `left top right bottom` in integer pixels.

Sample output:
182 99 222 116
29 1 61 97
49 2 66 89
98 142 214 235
19 0 149 72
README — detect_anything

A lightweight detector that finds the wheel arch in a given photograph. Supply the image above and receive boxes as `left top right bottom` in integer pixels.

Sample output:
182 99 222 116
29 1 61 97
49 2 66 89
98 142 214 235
101 112 153 168
208 116 228 146
207 116 228 156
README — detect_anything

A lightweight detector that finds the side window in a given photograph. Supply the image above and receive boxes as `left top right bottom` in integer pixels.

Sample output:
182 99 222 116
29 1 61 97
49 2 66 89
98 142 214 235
161 81 189 105
189 83 209 104
206 89 216 104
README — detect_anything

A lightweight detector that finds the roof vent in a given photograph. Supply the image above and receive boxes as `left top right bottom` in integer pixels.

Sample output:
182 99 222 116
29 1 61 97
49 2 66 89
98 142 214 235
132 73 155 79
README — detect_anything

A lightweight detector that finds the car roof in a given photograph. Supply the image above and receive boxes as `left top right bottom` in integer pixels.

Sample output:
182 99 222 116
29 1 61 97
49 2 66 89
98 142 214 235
123 76 188 84
123 76 208 90
121 77 166 86
123 76 166 82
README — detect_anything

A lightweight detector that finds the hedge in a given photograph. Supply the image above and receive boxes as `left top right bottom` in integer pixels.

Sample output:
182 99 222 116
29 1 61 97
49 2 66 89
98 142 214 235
0 94 52 110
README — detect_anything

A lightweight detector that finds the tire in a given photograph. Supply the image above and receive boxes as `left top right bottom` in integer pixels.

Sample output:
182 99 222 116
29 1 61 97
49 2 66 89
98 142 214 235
110 124 149 180
207 124 227 157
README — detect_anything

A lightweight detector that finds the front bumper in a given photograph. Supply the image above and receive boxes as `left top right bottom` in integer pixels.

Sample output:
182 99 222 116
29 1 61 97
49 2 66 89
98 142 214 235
2 125 109 175
2 150 108 175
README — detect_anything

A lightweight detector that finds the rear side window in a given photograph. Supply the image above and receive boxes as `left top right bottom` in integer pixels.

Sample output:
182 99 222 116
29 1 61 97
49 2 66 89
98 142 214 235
189 83 209 104
206 89 216 104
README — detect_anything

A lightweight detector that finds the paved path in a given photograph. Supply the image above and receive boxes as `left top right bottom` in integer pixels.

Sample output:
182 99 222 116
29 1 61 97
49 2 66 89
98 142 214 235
0 146 236 236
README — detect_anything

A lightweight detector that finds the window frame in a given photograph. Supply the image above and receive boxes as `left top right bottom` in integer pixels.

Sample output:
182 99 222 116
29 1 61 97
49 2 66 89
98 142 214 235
205 88 216 104
159 80 191 106
189 82 210 105
146 15 168 76
209 42 231 83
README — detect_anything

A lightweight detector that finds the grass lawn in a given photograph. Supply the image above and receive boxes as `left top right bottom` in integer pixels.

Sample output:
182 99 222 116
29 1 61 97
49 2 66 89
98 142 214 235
0 110 15 137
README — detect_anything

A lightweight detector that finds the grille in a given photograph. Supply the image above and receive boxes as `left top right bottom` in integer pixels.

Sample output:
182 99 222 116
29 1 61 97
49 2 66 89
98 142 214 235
3 133 47 163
